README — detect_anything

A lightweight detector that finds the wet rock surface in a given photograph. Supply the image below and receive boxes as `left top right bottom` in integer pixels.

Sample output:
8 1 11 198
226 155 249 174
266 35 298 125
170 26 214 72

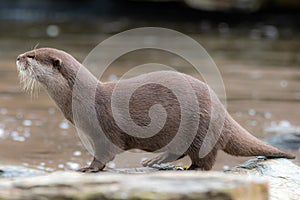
0 165 45 178
264 133 300 150
0 158 299 199
0 170 268 200
227 157 300 200
264 121 300 150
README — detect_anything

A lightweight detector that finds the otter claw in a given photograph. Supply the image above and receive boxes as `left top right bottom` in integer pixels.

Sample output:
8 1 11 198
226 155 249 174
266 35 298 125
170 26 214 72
142 158 162 167
77 167 102 173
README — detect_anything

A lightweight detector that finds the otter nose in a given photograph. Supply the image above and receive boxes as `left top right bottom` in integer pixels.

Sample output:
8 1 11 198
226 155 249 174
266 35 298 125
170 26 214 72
17 54 23 62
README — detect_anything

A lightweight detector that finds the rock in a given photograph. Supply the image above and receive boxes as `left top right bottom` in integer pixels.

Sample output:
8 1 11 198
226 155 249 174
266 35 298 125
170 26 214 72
0 171 267 200
263 121 300 150
184 0 300 11
1 158 299 199
0 165 45 178
150 163 184 170
264 133 300 150
184 0 264 11
226 157 300 200
108 167 159 174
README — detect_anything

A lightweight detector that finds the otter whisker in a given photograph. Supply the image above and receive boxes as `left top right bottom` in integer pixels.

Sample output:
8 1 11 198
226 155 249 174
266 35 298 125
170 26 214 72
18 67 40 98
33 43 39 50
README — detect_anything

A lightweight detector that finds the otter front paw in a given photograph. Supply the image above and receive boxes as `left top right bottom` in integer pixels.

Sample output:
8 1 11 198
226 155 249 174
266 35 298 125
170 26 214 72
77 166 103 173
77 158 106 173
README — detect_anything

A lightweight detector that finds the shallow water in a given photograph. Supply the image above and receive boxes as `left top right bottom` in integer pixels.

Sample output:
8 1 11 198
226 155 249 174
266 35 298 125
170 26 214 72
0 22 299 173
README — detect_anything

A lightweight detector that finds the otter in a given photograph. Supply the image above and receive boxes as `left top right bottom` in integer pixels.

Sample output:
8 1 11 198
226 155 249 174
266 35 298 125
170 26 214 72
16 48 295 172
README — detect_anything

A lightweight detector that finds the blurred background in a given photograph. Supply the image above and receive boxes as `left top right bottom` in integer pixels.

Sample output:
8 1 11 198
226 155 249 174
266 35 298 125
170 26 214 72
0 0 299 173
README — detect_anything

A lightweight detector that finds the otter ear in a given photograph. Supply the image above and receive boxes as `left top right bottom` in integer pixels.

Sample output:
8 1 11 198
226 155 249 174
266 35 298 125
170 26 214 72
53 58 62 70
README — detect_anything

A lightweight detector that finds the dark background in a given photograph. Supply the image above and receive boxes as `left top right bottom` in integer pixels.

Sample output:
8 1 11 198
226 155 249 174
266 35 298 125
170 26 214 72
0 0 299 30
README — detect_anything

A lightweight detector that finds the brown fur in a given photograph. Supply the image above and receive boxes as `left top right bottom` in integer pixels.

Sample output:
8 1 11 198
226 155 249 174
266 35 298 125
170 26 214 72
17 48 295 172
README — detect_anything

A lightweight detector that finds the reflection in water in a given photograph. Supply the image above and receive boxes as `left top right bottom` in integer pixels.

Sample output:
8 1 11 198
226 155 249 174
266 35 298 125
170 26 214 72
0 23 299 173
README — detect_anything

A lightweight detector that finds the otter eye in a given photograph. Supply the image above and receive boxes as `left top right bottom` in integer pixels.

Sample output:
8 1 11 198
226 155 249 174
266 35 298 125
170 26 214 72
27 55 35 59
53 59 62 70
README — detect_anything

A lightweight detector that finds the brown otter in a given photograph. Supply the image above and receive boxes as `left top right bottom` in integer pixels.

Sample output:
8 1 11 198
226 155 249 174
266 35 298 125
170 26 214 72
16 48 295 172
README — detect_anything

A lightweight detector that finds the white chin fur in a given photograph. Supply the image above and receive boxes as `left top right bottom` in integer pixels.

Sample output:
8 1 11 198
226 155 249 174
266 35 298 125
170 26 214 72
17 61 40 97
16 60 24 72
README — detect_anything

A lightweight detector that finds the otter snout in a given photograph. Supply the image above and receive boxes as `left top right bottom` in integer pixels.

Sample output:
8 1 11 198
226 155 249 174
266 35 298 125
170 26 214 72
16 53 34 70
17 52 35 61
16 54 23 64
16 54 24 70
16 53 26 62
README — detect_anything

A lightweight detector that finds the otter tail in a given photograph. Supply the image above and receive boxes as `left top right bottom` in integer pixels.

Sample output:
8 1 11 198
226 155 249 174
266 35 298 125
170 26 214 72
223 116 295 159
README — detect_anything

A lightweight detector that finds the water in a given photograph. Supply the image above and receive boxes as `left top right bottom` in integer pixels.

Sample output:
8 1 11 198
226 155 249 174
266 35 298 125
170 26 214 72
0 22 299 173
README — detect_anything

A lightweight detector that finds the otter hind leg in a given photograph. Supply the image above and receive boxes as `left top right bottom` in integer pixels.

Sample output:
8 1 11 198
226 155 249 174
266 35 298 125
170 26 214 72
142 152 185 167
188 149 218 171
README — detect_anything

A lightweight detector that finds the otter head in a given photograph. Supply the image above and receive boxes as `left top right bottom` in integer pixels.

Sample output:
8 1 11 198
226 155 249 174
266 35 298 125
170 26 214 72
16 48 80 96
16 48 82 122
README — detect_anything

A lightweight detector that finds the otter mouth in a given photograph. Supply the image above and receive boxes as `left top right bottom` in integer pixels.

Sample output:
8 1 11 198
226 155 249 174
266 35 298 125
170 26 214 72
16 59 40 97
